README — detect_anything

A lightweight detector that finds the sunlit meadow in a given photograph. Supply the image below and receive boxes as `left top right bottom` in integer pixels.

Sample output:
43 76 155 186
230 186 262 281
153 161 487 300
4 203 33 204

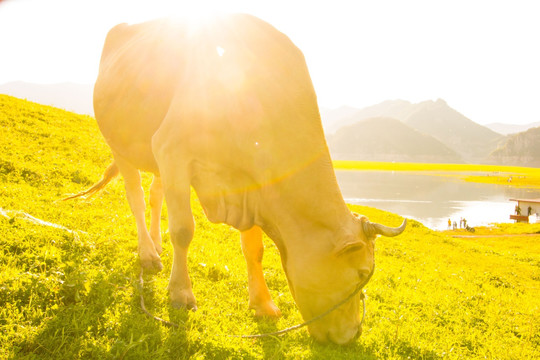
1 95 539 359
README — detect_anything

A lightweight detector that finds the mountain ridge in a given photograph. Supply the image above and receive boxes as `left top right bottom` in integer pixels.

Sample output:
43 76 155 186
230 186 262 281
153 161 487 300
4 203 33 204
489 126 540 166
323 99 504 163
327 117 463 163
485 121 540 135
402 99 502 161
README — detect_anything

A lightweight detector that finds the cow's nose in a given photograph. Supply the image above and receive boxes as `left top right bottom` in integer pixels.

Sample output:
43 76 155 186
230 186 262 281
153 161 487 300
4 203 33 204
308 328 330 343
354 325 362 340
327 326 360 345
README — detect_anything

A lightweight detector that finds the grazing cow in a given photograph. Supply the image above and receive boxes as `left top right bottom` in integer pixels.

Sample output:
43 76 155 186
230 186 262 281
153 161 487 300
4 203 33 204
72 14 406 344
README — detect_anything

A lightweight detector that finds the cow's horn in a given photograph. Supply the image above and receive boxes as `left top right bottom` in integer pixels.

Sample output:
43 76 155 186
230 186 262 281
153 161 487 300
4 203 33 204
366 218 407 237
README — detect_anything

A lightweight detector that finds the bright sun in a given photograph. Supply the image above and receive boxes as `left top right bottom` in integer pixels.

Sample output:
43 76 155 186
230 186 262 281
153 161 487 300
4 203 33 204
151 1 231 21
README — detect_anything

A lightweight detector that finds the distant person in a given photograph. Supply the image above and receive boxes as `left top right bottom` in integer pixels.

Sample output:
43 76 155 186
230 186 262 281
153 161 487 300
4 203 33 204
528 206 532 216
463 218 467 228
453 221 457 230
515 205 521 216
459 217 463 228
448 218 451 230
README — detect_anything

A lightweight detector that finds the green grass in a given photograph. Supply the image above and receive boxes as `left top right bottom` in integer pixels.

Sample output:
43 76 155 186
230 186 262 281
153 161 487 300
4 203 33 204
334 160 540 188
1 94 539 359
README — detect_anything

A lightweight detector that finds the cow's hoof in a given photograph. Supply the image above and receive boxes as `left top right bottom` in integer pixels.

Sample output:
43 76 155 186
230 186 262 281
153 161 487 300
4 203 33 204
170 288 197 311
252 301 282 318
172 301 198 312
141 258 163 273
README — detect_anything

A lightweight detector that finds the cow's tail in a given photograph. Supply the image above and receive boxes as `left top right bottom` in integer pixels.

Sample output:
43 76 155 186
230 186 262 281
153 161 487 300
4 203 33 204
63 162 119 200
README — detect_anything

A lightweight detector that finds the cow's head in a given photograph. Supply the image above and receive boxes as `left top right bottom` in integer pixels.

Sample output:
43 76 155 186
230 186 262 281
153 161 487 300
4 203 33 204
283 213 406 344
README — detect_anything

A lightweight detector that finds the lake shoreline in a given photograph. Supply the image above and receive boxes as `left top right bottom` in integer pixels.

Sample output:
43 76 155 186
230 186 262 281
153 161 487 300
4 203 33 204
337 168 540 230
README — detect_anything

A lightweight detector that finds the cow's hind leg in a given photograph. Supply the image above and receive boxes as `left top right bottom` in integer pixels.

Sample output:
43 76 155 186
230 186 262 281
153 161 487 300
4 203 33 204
115 155 163 272
241 226 281 318
149 175 163 254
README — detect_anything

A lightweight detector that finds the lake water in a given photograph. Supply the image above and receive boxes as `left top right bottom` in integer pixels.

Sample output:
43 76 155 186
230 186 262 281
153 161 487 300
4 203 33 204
336 171 540 230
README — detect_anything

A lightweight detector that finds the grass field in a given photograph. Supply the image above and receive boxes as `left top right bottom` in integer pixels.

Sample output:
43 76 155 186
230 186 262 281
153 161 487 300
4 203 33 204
334 160 540 189
1 95 539 359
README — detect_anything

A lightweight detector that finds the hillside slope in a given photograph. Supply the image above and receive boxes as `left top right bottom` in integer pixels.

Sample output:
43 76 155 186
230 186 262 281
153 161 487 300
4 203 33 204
0 81 94 115
1 96 539 359
489 126 540 166
327 117 462 163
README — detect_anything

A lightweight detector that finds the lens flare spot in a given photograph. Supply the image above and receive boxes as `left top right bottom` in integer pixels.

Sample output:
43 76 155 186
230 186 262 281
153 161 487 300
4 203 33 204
216 46 225 57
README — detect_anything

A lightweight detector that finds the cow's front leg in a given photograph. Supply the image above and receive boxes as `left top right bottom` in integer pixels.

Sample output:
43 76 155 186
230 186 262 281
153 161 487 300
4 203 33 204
161 176 197 310
115 155 163 272
241 226 281 318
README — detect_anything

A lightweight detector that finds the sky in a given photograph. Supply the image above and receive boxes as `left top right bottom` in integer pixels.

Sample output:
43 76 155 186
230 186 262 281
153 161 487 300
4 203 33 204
0 0 539 125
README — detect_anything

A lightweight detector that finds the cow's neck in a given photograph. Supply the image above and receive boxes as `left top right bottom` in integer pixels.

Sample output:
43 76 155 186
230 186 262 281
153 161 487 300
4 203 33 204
261 152 351 257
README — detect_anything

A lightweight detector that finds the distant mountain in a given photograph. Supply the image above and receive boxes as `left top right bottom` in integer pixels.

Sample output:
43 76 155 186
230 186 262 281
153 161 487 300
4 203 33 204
402 99 503 161
323 99 504 162
319 106 360 131
0 81 93 115
324 100 415 134
485 121 540 135
327 117 462 163
5 82 535 164
489 126 540 166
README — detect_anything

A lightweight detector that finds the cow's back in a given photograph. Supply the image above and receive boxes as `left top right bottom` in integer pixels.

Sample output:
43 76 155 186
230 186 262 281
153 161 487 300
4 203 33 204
95 15 329 229
151 15 329 230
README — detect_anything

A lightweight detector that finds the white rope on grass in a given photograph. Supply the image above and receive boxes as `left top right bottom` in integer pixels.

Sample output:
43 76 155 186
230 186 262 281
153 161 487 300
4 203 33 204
138 266 368 339
1 207 86 238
